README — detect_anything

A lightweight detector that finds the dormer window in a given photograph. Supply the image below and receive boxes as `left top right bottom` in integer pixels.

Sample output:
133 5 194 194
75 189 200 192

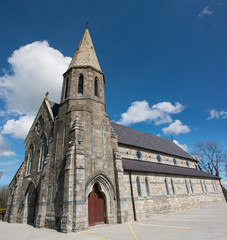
78 74 84 94
94 77 99 97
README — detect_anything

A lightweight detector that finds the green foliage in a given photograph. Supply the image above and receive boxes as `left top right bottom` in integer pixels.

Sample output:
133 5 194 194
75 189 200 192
0 186 9 209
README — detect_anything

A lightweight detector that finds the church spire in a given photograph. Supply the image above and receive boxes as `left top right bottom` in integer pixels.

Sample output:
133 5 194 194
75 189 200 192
67 27 101 72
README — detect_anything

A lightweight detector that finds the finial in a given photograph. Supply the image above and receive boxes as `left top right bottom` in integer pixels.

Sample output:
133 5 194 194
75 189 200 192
171 136 173 142
85 21 89 29
45 91 49 100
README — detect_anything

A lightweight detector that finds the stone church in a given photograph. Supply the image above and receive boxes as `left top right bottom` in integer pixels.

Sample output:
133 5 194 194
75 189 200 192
5 27 225 232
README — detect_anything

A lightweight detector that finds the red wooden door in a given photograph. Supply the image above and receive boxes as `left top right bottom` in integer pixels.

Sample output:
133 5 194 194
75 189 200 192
88 184 105 226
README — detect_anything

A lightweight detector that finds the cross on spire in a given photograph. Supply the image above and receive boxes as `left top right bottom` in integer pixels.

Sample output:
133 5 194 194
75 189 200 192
45 91 49 100
85 21 89 29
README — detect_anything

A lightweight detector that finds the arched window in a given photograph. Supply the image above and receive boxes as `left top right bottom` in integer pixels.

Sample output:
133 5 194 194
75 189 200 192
94 77 99 97
189 180 194 193
200 180 204 193
186 161 189 167
78 74 84 94
171 178 175 195
165 178 169 195
27 144 34 175
39 134 48 170
145 177 150 196
214 181 218 192
212 180 216 192
173 158 177 165
185 179 189 194
203 180 207 192
157 154 162 163
64 77 69 99
136 176 141 197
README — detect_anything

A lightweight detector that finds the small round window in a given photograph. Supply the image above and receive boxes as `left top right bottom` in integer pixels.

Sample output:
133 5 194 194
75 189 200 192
136 151 142 159
157 154 161 162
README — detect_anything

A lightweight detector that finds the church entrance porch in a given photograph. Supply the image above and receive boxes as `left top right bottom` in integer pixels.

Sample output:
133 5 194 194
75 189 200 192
23 182 38 225
27 188 37 224
88 184 105 226
85 174 117 227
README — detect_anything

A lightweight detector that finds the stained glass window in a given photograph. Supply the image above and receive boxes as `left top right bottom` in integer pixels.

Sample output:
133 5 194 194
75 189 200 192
39 134 47 170
136 176 141 197
136 151 142 159
165 178 169 195
189 180 194 193
185 179 189 194
145 177 150 196
27 145 34 175
171 178 175 195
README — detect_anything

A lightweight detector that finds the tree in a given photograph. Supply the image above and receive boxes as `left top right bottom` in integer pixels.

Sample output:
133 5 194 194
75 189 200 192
0 186 9 209
192 141 227 177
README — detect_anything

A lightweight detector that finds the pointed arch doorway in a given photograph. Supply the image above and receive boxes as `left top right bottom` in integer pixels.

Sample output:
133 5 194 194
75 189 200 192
26 183 38 224
88 184 105 226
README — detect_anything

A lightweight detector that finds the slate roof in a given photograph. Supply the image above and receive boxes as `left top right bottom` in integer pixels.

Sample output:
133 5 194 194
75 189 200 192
111 122 195 161
122 158 219 179
48 100 59 118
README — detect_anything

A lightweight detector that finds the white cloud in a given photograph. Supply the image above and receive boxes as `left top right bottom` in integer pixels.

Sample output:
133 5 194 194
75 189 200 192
198 6 213 17
0 41 71 116
0 159 19 166
173 139 189 152
2 115 34 139
0 133 16 157
207 109 227 120
0 41 71 158
152 102 184 114
162 120 190 135
116 100 185 126
220 111 227 119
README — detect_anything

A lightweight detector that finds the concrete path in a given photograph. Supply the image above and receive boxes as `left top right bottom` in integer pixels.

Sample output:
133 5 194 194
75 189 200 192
1 204 227 240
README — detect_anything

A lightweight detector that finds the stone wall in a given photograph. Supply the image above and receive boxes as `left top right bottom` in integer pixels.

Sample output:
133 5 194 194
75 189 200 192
122 172 225 221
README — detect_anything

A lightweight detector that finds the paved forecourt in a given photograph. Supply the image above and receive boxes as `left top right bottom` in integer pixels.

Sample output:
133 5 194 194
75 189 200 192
1 204 227 240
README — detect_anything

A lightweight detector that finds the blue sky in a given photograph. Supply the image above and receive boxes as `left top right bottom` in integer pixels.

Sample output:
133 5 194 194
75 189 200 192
0 0 227 186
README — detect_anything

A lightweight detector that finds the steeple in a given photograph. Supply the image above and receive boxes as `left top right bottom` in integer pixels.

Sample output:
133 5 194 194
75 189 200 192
67 27 101 72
